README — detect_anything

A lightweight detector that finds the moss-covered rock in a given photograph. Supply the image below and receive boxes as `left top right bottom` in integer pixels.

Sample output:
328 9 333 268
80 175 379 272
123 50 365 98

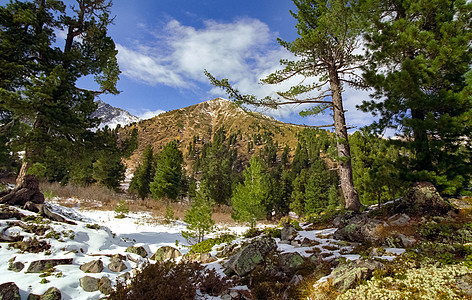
331 258 385 292
150 246 182 261
394 182 450 216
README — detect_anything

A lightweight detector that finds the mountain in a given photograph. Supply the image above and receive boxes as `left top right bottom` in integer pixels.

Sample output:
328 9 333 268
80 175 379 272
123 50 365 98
120 98 305 172
92 100 140 129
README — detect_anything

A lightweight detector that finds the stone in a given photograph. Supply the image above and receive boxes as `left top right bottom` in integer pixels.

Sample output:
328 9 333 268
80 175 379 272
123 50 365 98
397 233 417 248
387 214 411 226
183 252 217 264
277 252 305 274
41 287 61 300
457 275 472 296
80 259 104 273
150 246 182 261
80 276 100 292
125 245 148 258
99 276 112 295
8 261 24 272
333 215 386 244
281 223 298 241
26 258 73 273
224 237 277 277
394 182 450 216
118 272 131 281
0 175 44 206
26 294 40 300
449 198 472 210
331 258 385 292
108 261 127 272
0 282 20 300
110 254 126 263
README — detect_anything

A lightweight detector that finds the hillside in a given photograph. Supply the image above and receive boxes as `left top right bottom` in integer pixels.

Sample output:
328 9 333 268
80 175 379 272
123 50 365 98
121 98 304 172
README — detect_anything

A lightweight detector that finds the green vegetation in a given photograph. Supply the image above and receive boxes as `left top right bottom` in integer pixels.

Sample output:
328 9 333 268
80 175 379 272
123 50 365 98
150 140 184 200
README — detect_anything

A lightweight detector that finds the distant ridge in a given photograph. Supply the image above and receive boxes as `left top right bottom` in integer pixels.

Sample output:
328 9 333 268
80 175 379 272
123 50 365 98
120 98 304 172
92 100 140 129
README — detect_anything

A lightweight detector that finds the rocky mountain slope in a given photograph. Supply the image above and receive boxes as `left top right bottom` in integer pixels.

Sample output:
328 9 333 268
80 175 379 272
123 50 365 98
120 98 304 172
92 100 140 129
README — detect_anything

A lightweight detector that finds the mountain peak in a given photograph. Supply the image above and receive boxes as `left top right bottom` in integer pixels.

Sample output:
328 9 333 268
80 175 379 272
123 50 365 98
92 100 140 129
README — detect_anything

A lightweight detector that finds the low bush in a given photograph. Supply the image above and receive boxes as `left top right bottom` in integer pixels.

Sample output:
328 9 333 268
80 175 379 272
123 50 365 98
108 261 230 300
189 233 236 254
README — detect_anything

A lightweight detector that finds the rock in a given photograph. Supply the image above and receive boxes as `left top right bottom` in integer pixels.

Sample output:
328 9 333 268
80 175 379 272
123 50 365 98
118 272 131 281
125 245 148 258
150 246 182 261
333 215 386 244
281 223 298 241
216 244 238 258
26 258 73 273
110 254 126 263
41 287 61 300
80 259 104 273
449 198 472 210
457 275 472 296
387 214 411 226
80 276 100 292
277 252 305 274
27 294 40 300
8 261 24 272
224 237 277 277
331 258 385 292
394 182 450 216
99 276 112 295
183 252 217 264
0 175 44 206
108 261 127 272
0 282 20 300
397 233 417 248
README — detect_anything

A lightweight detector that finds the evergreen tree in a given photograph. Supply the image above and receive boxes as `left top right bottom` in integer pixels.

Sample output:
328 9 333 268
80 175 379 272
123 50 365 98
150 140 184 200
0 0 120 183
304 159 338 214
360 0 472 195
231 157 270 227
182 180 215 244
129 145 155 199
290 169 309 217
206 0 366 211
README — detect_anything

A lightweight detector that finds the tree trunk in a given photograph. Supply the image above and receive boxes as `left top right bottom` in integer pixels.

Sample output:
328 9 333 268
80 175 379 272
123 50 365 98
329 69 360 212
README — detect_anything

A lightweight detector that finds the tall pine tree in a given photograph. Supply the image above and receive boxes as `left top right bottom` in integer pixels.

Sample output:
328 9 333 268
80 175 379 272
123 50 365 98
150 140 184 200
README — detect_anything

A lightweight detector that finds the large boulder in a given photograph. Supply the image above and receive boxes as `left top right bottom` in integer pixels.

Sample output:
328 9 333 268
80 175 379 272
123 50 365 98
80 259 104 273
331 258 385 292
333 214 386 244
182 252 217 264
224 237 277 277
40 287 61 300
0 175 44 206
125 245 148 258
0 282 20 300
277 252 305 274
26 258 73 273
394 182 450 216
80 276 99 292
150 246 182 261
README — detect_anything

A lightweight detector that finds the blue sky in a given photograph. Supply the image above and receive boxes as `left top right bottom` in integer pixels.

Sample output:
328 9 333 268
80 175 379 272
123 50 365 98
78 0 374 129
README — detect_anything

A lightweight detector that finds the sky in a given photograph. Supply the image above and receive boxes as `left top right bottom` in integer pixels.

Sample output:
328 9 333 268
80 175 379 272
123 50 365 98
77 0 375 130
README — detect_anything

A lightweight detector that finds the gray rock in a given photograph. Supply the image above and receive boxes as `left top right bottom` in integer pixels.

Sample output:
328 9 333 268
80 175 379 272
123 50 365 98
331 258 385 292
183 252 217 264
80 276 100 292
26 294 40 300
450 198 472 210
80 259 104 273
333 216 385 244
26 258 73 273
150 246 182 261
224 237 277 276
8 261 24 272
278 252 305 274
394 182 450 216
110 254 126 263
99 276 112 295
0 282 20 300
457 275 472 296
387 214 411 226
118 272 131 282
397 233 417 248
125 246 148 258
281 223 298 241
108 261 127 272
41 287 61 300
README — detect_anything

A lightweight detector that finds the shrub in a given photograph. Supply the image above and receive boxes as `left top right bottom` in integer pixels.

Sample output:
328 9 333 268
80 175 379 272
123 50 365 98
108 261 230 300
189 234 236 254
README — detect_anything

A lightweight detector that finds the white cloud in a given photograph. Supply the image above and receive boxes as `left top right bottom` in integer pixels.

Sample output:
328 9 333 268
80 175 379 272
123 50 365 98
116 17 373 128
136 109 166 120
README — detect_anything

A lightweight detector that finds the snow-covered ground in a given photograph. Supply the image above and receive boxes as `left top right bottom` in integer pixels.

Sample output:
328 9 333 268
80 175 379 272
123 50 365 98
0 199 405 299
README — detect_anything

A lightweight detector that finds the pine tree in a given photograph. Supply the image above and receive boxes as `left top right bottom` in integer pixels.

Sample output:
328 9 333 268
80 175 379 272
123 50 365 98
129 145 155 199
150 140 184 200
360 0 472 195
231 157 270 228
205 0 366 211
0 0 120 184
182 180 215 244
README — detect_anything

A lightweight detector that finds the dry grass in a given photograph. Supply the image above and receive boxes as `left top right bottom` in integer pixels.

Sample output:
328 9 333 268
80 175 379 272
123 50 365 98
39 181 237 224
